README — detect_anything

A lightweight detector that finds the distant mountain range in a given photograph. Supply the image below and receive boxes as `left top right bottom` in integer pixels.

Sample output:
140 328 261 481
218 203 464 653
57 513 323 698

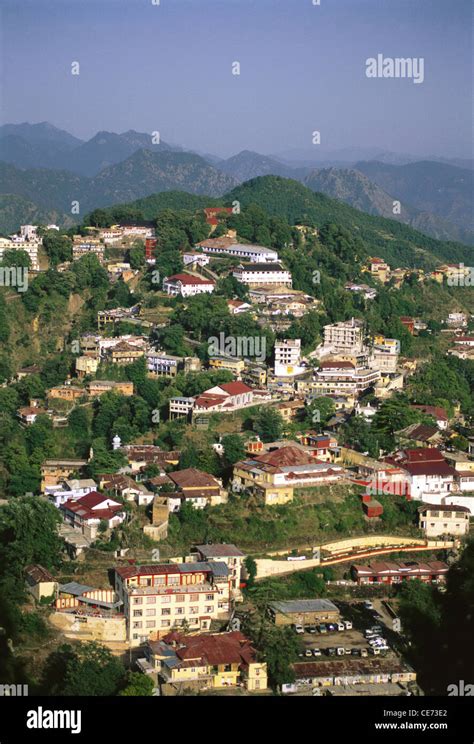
0 122 472 244
0 149 237 233
0 122 181 176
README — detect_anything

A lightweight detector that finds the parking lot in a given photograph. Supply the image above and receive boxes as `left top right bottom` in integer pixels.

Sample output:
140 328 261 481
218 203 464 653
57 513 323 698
295 601 397 661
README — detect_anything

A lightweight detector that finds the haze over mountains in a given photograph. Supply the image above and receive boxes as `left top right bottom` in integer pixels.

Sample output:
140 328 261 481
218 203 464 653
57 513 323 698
0 122 472 245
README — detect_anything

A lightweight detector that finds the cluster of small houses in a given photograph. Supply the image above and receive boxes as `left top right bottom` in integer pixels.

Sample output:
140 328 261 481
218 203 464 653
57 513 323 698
7 219 473 694
26 551 436 695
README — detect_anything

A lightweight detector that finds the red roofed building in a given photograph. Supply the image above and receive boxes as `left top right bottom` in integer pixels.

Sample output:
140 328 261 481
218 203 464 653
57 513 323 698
400 316 415 334
203 206 233 227
143 630 267 691
351 560 449 585
162 273 215 297
165 467 228 511
411 404 449 430
232 445 345 505
384 448 457 501
194 381 254 413
60 492 126 538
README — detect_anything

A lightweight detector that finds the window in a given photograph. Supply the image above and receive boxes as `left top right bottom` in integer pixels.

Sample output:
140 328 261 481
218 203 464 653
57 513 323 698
205 594 213 601
145 609 156 616
133 597 143 605
146 596 156 604
168 576 180 585
190 607 199 615
175 595 185 603
162 608 171 616
132 622 142 629
133 610 143 617
161 620 171 627
161 595 171 604
190 594 199 602
205 606 213 613
176 607 184 615
146 620 155 629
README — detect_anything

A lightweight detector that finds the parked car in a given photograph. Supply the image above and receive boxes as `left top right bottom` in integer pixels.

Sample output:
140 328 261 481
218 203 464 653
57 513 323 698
327 623 336 632
298 652 304 658
327 647 336 656
305 649 313 657
360 648 368 658
312 648 322 657
364 601 374 610
294 624 304 634
351 648 361 657
337 623 345 631
344 648 351 655
318 624 327 634
343 620 353 630
336 647 345 656
369 647 381 655
307 626 317 634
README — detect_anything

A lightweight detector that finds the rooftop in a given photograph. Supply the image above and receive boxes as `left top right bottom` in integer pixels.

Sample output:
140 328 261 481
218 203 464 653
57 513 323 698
116 561 229 581
270 599 339 614
165 273 215 286
25 564 56 584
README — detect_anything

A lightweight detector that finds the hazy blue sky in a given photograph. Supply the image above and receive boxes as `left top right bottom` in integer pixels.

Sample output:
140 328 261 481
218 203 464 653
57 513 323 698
0 0 472 158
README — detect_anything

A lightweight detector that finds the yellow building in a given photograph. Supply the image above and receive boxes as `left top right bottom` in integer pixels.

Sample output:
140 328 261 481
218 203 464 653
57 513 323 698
87 380 134 397
232 445 344 505
25 564 58 602
208 357 245 375
144 631 267 692
75 355 99 378
269 599 340 627
47 385 85 402
369 257 390 283
41 458 88 492
243 363 267 387
105 341 144 365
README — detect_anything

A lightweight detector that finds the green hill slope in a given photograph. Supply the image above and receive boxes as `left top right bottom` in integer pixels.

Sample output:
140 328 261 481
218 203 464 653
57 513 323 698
224 176 473 268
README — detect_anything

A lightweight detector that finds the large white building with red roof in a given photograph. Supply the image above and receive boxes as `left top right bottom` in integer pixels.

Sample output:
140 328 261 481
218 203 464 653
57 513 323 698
194 381 254 412
169 381 256 418
60 492 126 538
162 272 215 297
384 448 458 502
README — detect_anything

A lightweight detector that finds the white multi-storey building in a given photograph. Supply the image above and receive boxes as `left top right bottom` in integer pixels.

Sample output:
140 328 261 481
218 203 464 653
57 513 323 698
311 361 380 395
146 351 182 377
323 318 364 353
198 240 279 263
232 263 292 287
274 339 306 377
162 273 215 297
115 562 232 646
